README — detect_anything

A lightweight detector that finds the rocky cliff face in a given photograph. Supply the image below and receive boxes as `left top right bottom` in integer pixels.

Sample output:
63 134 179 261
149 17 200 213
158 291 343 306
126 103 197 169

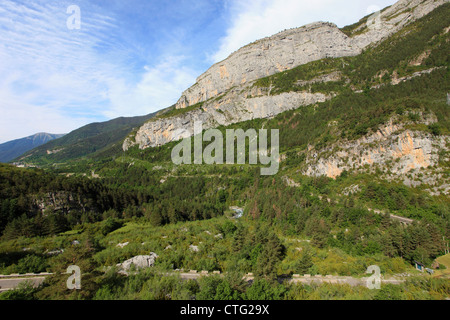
175 22 356 111
131 90 331 149
32 191 99 215
175 0 446 111
124 0 447 151
303 115 449 194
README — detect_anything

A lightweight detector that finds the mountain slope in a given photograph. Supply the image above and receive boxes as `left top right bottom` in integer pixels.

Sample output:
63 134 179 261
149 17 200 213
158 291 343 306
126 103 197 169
118 1 449 192
0 133 65 163
174 0 446 111
17 112 158 166
123 0 448 152
0 0 448 299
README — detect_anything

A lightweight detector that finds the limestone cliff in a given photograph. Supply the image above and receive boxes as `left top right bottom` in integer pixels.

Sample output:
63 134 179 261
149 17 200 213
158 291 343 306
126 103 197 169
302 115 449 194
175 0 447 111
174 22 357 111
132 89 331 149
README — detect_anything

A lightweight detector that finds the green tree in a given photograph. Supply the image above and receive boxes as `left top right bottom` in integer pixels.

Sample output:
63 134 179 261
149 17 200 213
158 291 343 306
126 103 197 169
245 279 286 300
255 232 284 279
294 248 314 275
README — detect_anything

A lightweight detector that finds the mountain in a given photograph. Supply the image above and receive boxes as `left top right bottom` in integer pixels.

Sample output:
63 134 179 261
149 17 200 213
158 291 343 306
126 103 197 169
0 133 65 163
16 112 159 166
124 0 447 151
120 0 449 192
0 0 449 301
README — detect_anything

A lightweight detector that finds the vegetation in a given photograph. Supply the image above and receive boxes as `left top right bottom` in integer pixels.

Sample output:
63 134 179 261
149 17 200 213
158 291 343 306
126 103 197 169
0 3 449 301
16 112 157 165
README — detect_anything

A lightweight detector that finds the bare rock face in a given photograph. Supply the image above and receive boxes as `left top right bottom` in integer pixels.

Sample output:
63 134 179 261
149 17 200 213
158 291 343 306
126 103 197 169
175 0 447 111
175 22 357 110
130 90 331 149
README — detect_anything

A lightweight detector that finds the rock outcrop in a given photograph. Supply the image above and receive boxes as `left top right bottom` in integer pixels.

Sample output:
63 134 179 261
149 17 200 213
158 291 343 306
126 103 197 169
131 90 330 149
175 22 357 111
116 253 158 274
303 115 449 192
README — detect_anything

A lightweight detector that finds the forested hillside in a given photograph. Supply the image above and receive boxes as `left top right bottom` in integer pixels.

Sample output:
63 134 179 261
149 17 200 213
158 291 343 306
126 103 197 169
0 2 448 301
16 112 158 166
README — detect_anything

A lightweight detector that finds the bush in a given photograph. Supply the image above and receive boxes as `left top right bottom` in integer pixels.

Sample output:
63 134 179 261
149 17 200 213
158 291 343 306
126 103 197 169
428 123 441 136
0 281 38 300
16 255 48 274
374 284 405 300
245 279 286 300
101 218 123 236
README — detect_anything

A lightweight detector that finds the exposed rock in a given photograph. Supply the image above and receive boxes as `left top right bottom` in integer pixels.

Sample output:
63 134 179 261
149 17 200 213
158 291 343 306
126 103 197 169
116 253 158 273
45 249 64 256
283 176 301 188
296 71 342 87
409 50 431 66
342 185 362 196
189 245 200 252
32 191 98 216
46 148 63 155
176 0 446 111
175 22 357 110
127 90 330 150
303 116 449 192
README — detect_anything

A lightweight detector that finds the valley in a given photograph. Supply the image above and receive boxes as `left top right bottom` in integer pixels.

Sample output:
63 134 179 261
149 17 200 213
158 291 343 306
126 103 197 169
0 0 449 302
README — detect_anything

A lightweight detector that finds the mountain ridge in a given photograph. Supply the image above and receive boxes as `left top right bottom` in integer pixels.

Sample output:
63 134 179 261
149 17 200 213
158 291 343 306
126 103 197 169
0 133 65 163
174 0 447 111
123 0 448 153
16 112 158 166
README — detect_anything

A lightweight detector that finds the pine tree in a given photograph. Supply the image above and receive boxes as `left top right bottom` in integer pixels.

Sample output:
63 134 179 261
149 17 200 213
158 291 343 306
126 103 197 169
255 232 284 279
295 248 314 275
149 210 162 227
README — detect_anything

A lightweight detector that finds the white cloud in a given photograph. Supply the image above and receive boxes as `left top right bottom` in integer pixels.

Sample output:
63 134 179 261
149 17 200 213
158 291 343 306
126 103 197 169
0 0 197 143
104 56 197 118
0 0 120 142
212 0 397 63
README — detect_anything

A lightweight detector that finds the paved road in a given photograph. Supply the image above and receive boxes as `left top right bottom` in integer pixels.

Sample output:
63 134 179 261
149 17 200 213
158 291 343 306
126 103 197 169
175 272 404 287
0 277 46 292
0 272 406 292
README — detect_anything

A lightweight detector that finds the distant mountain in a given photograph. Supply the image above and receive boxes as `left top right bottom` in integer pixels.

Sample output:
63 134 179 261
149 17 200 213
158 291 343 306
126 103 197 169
0 133 65 163
17 112 158 165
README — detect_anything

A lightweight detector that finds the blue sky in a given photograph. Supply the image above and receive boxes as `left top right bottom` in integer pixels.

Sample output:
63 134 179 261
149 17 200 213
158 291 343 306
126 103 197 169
0 0 397 143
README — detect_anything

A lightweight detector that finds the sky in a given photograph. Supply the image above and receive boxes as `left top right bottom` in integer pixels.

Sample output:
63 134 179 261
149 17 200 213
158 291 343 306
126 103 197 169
0 0 397 143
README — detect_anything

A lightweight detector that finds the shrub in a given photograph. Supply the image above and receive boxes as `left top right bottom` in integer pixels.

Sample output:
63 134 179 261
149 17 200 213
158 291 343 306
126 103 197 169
16 255 48 274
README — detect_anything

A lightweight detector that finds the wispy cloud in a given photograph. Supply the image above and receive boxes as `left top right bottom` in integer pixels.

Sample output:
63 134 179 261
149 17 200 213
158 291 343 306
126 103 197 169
104 56 197 118
0 0 199 142
0 0 119 141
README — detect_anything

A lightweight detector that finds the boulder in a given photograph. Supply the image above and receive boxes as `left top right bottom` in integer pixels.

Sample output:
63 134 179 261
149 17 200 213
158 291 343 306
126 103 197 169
116 252 158 273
